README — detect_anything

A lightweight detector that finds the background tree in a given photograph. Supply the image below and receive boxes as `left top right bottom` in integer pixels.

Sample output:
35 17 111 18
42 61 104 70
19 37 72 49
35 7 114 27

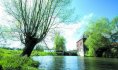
85 18 111 56
110 17 118 43
35 45 45 52
3 0 71 56
54 33 66 52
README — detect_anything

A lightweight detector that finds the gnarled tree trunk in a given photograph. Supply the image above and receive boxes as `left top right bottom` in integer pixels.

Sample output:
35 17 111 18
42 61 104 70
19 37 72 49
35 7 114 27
21 36 38 57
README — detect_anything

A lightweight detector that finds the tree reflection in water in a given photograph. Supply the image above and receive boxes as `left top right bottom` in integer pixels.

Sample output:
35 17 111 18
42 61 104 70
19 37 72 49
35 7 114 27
84 57 118 70
33 56 85 70
33 56 118 70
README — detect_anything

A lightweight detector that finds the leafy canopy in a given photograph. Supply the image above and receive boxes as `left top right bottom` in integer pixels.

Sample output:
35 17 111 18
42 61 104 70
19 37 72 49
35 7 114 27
54 33 66 51
85 18 112 56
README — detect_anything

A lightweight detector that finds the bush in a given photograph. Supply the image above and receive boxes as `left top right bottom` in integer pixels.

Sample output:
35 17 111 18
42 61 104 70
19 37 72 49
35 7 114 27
102 47 118 58
0 56 39 70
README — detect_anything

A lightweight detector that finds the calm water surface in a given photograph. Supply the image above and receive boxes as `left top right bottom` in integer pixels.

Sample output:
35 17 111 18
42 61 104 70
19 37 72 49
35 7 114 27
33 56 118 70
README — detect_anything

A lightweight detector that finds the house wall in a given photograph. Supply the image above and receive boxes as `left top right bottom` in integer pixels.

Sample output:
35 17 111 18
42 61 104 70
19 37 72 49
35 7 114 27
77 39 84 56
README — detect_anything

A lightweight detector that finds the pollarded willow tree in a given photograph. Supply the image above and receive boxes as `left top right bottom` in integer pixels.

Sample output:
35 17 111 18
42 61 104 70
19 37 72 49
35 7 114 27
3 0 71 56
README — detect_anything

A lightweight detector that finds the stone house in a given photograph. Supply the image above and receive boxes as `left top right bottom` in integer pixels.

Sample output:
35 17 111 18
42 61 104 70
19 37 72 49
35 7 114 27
76 37 87 56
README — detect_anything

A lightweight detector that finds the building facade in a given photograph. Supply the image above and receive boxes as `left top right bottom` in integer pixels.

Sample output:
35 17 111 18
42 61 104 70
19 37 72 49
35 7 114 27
76 37 87 56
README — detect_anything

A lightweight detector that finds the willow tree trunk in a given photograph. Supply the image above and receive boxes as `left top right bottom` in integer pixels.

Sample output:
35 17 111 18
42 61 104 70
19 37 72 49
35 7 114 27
21 36 38 57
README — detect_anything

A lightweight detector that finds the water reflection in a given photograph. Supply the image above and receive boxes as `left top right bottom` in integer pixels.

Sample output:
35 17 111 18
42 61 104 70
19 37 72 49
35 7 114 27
64 56 84 70
33 56 118 70
84 57 118 70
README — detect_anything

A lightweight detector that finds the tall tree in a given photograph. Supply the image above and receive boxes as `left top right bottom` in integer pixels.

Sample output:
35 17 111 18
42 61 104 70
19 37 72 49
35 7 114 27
54 33 66 52
85 18 111 56
3 0 71 56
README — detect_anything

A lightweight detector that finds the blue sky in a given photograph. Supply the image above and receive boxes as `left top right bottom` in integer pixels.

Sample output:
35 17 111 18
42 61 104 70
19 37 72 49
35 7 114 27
72 0 118 20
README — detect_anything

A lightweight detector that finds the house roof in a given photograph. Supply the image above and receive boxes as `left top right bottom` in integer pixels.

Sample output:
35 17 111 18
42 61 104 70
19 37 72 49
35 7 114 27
76 35 87 43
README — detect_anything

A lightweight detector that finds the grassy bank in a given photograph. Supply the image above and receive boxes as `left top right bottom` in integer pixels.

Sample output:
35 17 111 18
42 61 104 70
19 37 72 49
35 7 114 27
0 48 21 57
0 56 39 70
0 47 57 70
0 48 56 56
0 48 43 70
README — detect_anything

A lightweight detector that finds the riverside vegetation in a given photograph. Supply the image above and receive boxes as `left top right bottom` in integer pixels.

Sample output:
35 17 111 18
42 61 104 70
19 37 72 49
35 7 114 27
0 47 57 70
0 48 39 70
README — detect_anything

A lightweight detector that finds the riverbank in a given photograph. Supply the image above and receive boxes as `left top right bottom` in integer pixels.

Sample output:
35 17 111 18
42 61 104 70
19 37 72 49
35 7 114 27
0 48 40 70
0 47 77 56
0 47 77 69
1 47 118 70
0 56 39 70
0 47 56 56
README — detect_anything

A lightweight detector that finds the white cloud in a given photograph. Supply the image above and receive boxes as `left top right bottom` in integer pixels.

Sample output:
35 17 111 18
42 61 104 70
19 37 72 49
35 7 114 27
57 23 81 51
55 13 93 51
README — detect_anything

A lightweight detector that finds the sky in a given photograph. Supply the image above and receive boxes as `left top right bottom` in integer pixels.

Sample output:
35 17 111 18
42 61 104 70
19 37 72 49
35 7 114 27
72 0 118 20
0 0 118 50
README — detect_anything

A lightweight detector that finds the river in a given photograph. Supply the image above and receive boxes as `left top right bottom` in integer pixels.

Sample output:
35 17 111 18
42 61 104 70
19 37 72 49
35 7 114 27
33 56 118 70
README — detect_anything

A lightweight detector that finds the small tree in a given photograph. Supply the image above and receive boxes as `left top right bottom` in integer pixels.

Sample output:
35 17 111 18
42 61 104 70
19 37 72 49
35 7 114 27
3 0 71 56
54 33 66 52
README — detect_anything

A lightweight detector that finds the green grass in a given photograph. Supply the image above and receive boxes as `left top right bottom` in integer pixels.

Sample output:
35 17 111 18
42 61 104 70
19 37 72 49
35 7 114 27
0 47 57 70
0 48 40 70
0 56 39 70
0 48 56 56
0 48 21 57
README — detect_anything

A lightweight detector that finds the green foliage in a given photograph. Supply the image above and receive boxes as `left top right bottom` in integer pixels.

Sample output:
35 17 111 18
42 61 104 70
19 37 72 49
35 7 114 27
0 47 56 57
85 48 95 56
0 48 21 57
85 18 111 56
54 33 66 51
111 16 118 29
102 47 118 58
0 48 41 70
110 16 118 42
0 56 39 70
85 17 118 57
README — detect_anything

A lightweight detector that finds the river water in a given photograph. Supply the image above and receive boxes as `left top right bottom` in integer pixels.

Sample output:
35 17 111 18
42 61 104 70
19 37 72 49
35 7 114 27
33 56 118 70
